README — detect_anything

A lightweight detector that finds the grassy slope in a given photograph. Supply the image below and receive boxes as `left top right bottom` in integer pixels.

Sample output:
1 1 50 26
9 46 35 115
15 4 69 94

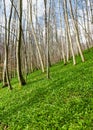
0 49 93 130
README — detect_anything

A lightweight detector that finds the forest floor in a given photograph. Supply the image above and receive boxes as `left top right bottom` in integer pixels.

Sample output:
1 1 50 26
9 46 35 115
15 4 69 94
0 48 93 130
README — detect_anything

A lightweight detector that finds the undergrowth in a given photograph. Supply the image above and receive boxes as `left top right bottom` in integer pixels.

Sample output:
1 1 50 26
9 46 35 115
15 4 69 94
0 48 93 130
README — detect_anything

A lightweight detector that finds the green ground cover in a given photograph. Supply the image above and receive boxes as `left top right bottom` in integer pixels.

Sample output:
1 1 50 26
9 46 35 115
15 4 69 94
0 49 93 130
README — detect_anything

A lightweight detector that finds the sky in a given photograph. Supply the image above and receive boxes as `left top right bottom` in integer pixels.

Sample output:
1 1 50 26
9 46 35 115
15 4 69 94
0 0 92 42
5 0 43 11
5 0 27 10
3 0 44 18
0 0 44 27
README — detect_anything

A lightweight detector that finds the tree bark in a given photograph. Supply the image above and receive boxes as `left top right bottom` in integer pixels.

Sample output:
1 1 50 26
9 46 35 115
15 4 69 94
16 0 26 86
69 0 85 62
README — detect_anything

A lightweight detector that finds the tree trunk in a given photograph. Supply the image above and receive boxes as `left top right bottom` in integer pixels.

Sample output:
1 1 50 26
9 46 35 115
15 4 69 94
63 0 76 65
2 0 12 90
29 0 45 73
44 0 50 79
69 0 85 62
16 0 26 86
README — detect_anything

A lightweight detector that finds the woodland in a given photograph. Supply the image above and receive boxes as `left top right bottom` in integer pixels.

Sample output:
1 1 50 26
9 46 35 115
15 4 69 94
0 0 93 129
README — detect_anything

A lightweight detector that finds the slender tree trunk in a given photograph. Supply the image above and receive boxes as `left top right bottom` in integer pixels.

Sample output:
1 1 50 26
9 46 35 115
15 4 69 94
85 0 91 47
69 0 85 62
59 0 66 64
63 0 76 65
44 0 50 79
2 0 12 89
16 0 26 86
29 0 45 73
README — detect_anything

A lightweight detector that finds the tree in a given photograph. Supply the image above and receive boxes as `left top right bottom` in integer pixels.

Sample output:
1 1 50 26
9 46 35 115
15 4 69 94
59 0 66 64
29 0 45 73
69 0 85 62
44 0 50 78
63 0 76 65
2 0 13 90
16 0 26 86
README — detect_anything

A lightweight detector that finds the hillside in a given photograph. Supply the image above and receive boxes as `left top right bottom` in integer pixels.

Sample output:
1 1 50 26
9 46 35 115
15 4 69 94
0 48 93 130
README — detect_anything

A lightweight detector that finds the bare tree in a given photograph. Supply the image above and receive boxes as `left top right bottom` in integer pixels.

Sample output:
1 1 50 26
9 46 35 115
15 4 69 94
69 0 85 62
44 0 50 78
16 0 26 86
63 0 76 65
59 0 66 64
29 0 45 73
2 0 13 89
